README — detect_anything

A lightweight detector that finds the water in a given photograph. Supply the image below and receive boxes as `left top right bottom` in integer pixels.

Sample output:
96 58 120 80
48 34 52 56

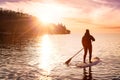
0 33 120 80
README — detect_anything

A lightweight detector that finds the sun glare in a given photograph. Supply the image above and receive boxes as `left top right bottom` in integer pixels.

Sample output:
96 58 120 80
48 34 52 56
36 4 65 24
37 35 54 74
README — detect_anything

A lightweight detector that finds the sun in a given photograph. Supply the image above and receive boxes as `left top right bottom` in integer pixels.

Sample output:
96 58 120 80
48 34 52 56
35 4 65 24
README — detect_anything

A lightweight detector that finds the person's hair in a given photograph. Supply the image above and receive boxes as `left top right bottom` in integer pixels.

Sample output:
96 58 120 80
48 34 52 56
85 29 90 36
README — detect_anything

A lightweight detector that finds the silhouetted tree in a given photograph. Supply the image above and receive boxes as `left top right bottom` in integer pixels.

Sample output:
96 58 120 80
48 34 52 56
0 8 70 36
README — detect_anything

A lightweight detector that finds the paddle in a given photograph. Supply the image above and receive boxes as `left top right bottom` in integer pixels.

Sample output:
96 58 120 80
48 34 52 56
65 48 83 65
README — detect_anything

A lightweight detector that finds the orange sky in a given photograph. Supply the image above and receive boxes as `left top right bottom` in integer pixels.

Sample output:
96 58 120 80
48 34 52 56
0 0 120 33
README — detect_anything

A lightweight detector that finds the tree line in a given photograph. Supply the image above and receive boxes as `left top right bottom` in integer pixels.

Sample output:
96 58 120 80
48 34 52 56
0 8 70 36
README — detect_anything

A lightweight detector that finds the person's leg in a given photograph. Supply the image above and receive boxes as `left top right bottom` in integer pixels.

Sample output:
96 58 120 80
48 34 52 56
89 46 92 63
83 47 87 63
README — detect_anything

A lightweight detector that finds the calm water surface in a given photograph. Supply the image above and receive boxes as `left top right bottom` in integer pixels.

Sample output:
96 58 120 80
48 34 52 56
0 34 120 80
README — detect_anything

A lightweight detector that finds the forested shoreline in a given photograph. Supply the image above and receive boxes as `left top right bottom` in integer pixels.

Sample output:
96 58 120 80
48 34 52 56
0 8 70 36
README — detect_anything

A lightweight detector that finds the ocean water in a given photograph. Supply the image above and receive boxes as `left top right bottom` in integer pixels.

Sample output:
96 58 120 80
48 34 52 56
0 33 120 80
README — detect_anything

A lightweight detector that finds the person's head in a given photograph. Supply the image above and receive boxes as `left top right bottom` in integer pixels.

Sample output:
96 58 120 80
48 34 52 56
85 29 90 35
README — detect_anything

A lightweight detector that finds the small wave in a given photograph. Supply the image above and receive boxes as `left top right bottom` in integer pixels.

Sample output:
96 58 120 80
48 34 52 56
0 63 51 80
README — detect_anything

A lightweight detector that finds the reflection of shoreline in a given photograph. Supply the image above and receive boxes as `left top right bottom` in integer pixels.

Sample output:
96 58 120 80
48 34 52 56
82 67 93 80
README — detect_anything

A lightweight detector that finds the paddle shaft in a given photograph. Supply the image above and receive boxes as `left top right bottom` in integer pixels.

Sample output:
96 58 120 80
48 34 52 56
70 48 83 59
65 48 83 65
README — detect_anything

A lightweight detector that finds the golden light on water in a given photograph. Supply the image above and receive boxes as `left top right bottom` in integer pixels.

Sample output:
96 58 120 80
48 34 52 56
38 35 53 74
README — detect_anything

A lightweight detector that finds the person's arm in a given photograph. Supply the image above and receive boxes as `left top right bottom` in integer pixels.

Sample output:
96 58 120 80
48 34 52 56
90 35 95 41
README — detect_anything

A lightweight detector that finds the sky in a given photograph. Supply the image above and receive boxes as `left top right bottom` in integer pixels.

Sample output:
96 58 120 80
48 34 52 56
0 0 120 33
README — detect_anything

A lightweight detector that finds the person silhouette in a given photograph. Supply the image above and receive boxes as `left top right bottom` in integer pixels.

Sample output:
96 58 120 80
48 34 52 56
82 29 95 63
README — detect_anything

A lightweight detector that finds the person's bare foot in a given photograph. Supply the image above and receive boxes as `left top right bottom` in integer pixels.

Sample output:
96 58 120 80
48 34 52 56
89 61 92 63
83 62 86 63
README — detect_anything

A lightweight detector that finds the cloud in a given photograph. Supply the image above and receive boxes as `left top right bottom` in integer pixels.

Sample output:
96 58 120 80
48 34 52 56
92 0 120 8
101 26 120 29
0 0 120 29
0 0 43 4
54 0 120 26
0 0 22 3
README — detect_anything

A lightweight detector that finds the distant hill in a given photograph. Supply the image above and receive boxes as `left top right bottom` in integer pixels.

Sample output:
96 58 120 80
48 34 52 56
0 8 70 36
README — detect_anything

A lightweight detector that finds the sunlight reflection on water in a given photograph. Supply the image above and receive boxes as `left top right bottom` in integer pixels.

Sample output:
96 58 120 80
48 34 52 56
37 35 53 74
34 34 66 78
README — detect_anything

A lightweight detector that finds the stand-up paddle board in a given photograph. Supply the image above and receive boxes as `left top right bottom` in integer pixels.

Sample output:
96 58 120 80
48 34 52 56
76 57 101 68
68 57 101 68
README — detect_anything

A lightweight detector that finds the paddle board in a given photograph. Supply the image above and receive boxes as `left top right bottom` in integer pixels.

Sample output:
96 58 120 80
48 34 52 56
75 57 101 68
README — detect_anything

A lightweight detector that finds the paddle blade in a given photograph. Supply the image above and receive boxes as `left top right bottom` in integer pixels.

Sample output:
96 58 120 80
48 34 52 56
65 58 72 65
